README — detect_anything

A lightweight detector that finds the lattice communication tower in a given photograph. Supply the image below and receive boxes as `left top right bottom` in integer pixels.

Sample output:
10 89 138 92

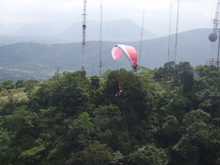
209 0 220 67
99 0 103 76
81 0 87 71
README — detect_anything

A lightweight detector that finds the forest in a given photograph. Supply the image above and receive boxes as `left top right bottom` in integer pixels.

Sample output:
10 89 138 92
0 61 220 165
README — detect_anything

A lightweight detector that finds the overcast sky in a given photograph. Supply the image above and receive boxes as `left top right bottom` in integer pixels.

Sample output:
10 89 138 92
0 0 216 36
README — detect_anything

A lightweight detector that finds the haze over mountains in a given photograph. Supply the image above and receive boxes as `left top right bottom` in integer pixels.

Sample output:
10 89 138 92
60 19 154 42
0 19 154 45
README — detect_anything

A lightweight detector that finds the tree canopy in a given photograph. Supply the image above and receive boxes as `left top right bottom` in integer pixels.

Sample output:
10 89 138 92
0 62 220 165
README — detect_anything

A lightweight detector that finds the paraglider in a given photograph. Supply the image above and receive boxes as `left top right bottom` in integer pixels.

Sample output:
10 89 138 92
111 44 138 96
111 44 138 70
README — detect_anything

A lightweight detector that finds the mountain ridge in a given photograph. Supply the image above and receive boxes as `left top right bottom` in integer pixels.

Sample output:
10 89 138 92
0 28 213 82
0 19 154 44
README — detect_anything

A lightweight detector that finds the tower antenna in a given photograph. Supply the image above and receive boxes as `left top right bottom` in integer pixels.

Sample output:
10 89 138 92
81 0 87 71
168 1 173 62
174 0 180 68
99 0 103 76
208 0 220 67
139 2 146 66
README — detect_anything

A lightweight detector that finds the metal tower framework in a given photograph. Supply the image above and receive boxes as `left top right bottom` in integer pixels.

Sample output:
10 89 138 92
209 0 220 67
174 0 180 68
81 0 87 71
168 1 173 62
99 0 103 76
139 6 145 66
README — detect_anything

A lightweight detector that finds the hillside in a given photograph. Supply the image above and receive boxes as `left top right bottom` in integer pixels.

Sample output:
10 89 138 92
0 28 212 82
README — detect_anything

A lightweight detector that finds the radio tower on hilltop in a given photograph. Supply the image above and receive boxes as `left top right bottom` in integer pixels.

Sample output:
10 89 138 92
81 0 87 71
174 0 180 68
99 0 103 76
209 0 220 67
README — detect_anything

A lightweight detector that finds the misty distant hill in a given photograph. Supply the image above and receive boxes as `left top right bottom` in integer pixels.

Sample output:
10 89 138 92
0 19 154 45
0 28 213 82
14 25 51 36
60 19 154 42
0 23 29 35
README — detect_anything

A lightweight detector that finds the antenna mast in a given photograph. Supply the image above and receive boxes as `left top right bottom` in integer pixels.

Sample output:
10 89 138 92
99 0 103 76
81 0 87 71
139 5 146 66
174 0 180 68
168 1 173 62
209 0 220 67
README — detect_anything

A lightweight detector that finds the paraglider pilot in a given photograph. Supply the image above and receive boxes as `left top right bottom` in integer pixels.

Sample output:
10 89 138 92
132 65 138 73
115 89 124 96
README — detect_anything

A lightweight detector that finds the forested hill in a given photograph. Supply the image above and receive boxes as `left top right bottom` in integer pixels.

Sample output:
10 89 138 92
0 28 212 82
1 63 220 165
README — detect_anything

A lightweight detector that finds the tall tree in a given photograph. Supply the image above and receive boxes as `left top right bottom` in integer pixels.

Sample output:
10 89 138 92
169 109 220 165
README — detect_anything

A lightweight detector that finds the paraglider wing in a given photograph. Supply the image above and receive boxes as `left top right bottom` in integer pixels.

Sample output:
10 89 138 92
111 44 138 66
111 47 123 60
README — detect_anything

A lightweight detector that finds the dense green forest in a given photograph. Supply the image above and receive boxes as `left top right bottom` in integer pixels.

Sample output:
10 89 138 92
0 61 220 165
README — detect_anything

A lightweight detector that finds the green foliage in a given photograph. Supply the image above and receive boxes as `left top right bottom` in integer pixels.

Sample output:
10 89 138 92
194 65 220 117
100 69 112 79
138 69 159 91
196 65 218 78
0 128 15 163
74 112 93 127
154 61 194 94
154 61 175 82
161 115 179 136
15 79 25 89
0 98 18 115
33 71 90 116
68 141 113 165
169 109 220 165
93 105 122 131
0 80 14 91
19 145 46 161
129 144 168 165
5 109 38 133
1 62 220 165
103 69 154 145
90 75 100 89
22 79 40 94
110 150 125 165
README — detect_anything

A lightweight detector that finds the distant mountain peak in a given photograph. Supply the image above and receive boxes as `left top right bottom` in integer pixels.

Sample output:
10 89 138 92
60 18 154 42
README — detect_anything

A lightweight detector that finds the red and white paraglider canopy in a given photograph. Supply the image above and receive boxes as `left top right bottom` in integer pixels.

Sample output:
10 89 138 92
111 44 138 67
